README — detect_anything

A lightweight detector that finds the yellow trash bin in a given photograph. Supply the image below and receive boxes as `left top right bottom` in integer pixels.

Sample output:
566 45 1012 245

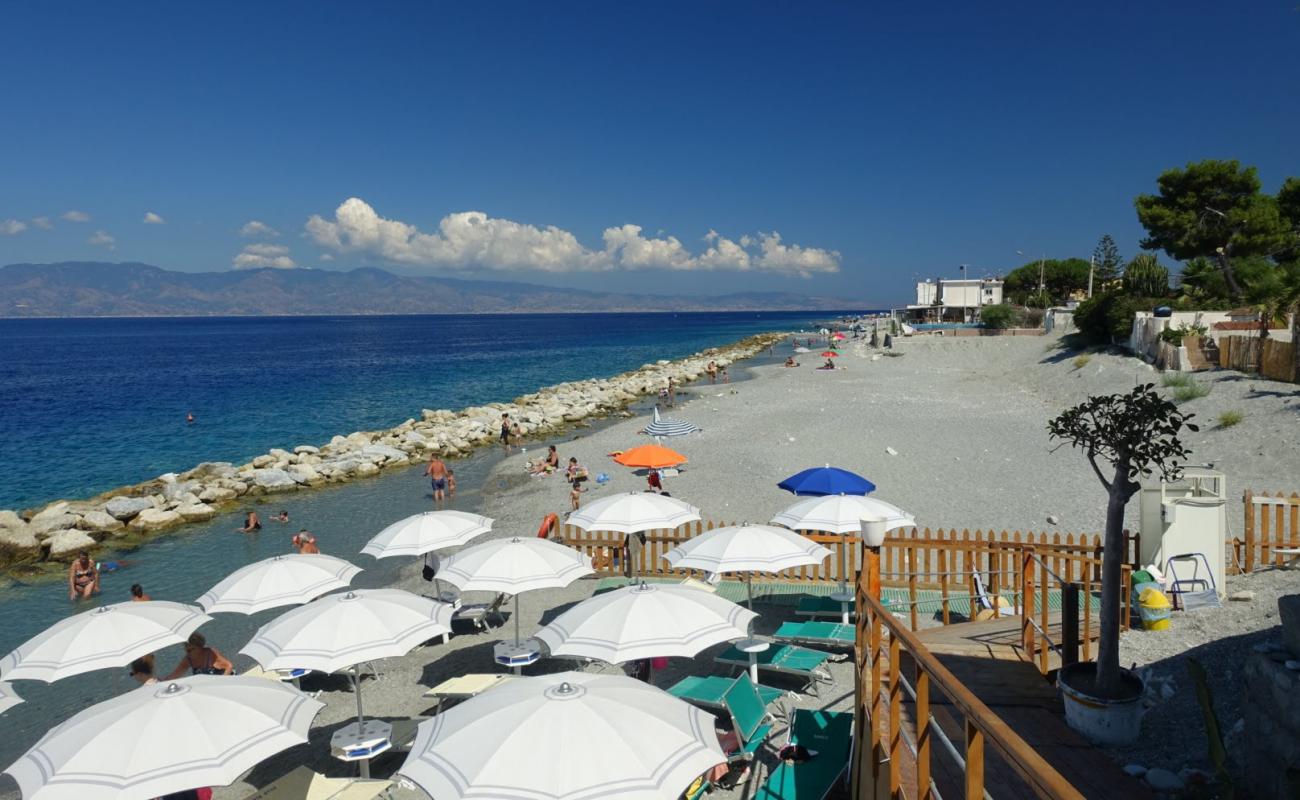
1138 586 1172 631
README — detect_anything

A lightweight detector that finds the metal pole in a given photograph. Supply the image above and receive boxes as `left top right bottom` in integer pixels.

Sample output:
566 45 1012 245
746 573 754 609
513 593 521 646
1062 584 1080 668
353 669 365 729
1088 255 1095 299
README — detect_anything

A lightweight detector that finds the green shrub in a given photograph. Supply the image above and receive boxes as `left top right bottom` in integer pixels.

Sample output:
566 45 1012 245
1161 372 1193 387
1158 323 1209 346
1073 354 1092 370
1171 379 1210 402
1123 253 1170 297
980 304 1015 329
1216 410 1243 428
1073 292 1166 345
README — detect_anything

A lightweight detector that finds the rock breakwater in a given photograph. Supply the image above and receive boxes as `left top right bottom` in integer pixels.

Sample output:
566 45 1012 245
0 332 785 571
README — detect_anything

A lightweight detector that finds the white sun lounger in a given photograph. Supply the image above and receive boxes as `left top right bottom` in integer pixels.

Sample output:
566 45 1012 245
423 673 518 713
242 765 393 800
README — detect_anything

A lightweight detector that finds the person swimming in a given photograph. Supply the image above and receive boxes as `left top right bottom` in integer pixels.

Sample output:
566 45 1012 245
238 511 261 533
291 529 319 554
273 511 289 524
129 654 157 685
130 583 151 602
186 412 195 424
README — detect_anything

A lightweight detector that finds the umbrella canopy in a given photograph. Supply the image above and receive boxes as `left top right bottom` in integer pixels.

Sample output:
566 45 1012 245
197 554 362 615
398 672 725 800
567 491 701 535
241 588 452 675
361 510 494 559
0 682 21 715
613 445 688 469
438 537 593 645
535 583 756 664
778 465 876 496
4 675 322 800
438 537 593 595
771 494 914 535
662 524 832 575
820 351 839 358
643 407 698 438
0 601 211 683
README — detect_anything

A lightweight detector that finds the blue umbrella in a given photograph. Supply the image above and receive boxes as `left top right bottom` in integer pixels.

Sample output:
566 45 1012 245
777 465 875 496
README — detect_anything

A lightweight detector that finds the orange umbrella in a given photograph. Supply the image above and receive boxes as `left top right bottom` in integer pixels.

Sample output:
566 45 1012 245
821 351 839 358
613 445 688 469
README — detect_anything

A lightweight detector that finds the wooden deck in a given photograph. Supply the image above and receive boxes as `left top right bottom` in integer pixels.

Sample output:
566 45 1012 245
894 617 1153 799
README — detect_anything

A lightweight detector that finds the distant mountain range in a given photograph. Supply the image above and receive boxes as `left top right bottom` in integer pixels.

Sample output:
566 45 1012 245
0 262 861 317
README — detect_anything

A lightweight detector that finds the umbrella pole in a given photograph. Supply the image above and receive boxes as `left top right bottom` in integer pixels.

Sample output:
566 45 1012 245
746 573 754 609
514 593 521 647
352 669 365 729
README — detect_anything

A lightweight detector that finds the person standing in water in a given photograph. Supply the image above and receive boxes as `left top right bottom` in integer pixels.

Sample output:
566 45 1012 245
291 530 319 554
68 551 100 601
425 455 450 501
238 511 261 533
499 413 512 449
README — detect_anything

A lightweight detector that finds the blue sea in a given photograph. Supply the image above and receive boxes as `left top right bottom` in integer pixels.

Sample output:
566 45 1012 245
0 310 859 772
0 312 850 511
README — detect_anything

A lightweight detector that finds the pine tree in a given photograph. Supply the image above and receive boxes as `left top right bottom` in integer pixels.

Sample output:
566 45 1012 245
1092 234 1122 284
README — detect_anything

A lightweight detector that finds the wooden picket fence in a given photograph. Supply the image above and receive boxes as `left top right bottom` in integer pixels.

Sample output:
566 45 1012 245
1241 490 1300 572
558 523 1137 605
1218 335 1298 382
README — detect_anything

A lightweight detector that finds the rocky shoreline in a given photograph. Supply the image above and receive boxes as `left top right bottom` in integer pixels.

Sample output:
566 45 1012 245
0 331 785 572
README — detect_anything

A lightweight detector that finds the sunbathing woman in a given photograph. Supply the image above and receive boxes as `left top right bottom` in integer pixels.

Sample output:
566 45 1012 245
531 445 560 475
165 632 233 679
68 551 100 601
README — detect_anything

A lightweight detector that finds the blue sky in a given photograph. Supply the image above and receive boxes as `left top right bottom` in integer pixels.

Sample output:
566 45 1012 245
1 2 1297 304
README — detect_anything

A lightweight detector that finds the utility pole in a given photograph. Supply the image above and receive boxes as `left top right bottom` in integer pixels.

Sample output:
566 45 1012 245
1088 255 1095 299
1038 254 1046 307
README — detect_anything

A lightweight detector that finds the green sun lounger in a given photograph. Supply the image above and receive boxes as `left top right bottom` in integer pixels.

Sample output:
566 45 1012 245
753 709 854 800
715 643 834 695
667 674 786 712
722 674 776 762
794 595 857 620
774 621 855 648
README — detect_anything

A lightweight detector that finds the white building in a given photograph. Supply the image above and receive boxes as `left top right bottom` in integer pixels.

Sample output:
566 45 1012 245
896 278 1004 323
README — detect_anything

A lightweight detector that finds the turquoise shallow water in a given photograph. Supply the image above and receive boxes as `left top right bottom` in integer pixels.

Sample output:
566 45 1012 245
0 311 857 772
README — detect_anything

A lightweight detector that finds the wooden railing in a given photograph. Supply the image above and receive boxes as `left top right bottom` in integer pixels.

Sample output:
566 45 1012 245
853 547 1085 800
1241 490 1300 572
1020 548 1130 675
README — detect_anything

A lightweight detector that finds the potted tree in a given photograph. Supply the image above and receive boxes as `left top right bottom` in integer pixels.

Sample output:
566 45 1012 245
1047 384 1197 745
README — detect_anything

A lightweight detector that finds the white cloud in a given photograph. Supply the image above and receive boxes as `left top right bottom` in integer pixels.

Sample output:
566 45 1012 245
143 211 166 225
239 220 280 238
233 243 297 270
305 197 840 277
319 253 334 261
1 219 28 236
31 216 53 230
88 230 115 250
62 210 91 222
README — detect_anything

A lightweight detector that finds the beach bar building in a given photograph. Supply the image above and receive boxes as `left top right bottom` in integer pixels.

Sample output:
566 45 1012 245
894 277 1004 325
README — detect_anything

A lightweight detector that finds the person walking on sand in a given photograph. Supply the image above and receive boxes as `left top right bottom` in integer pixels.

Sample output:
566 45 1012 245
68 551 100 601
666 377 676 408
569 479 586 511
425 454 450 501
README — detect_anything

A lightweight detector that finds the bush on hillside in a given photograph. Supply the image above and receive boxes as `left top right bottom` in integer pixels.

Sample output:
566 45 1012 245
980 304 1015 329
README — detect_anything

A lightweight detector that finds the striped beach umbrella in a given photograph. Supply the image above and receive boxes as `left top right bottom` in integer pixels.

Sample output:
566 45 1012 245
643 407 698 438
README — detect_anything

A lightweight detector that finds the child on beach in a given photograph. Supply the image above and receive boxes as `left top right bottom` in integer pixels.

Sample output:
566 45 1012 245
570 479 585 510
447 470 456 496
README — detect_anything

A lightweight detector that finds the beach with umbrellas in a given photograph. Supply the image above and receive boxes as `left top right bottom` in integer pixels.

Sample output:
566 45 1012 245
1 332 1269 799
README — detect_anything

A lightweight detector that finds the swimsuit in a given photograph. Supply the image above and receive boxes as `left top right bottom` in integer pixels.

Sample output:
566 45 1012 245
191 649 223 676
73 566 94 588
431 477 447 490
500 425 510 442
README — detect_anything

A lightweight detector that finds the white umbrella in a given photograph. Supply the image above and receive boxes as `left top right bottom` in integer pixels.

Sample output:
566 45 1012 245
360 510 494 559
197 553 362 615
770 493 914 535
439 537 593 646
4 675 322 800
0 601 211 683
662 523 832 607
398 672 724 800
535 582 756 664
241 588 451 743
567 491 701 534
773 494 915 618
0 682 21 715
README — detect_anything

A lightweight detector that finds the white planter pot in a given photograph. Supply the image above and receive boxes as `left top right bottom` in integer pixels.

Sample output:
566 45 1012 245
1058 662 1144 746
859 518 887 547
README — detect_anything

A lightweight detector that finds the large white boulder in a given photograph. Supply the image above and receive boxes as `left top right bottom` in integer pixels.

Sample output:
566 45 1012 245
355 461 380 477
30 510 80 536
251 468 297 492
252 454 276 468
47 529 98 559
128 508 183 531
78 510 124 534
286 464 323 486
105 496 154 521
0 518 40 557
176 503 217 522
293 445 319 455
199 486 238 504
361 443 408 462
162 480 200 502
